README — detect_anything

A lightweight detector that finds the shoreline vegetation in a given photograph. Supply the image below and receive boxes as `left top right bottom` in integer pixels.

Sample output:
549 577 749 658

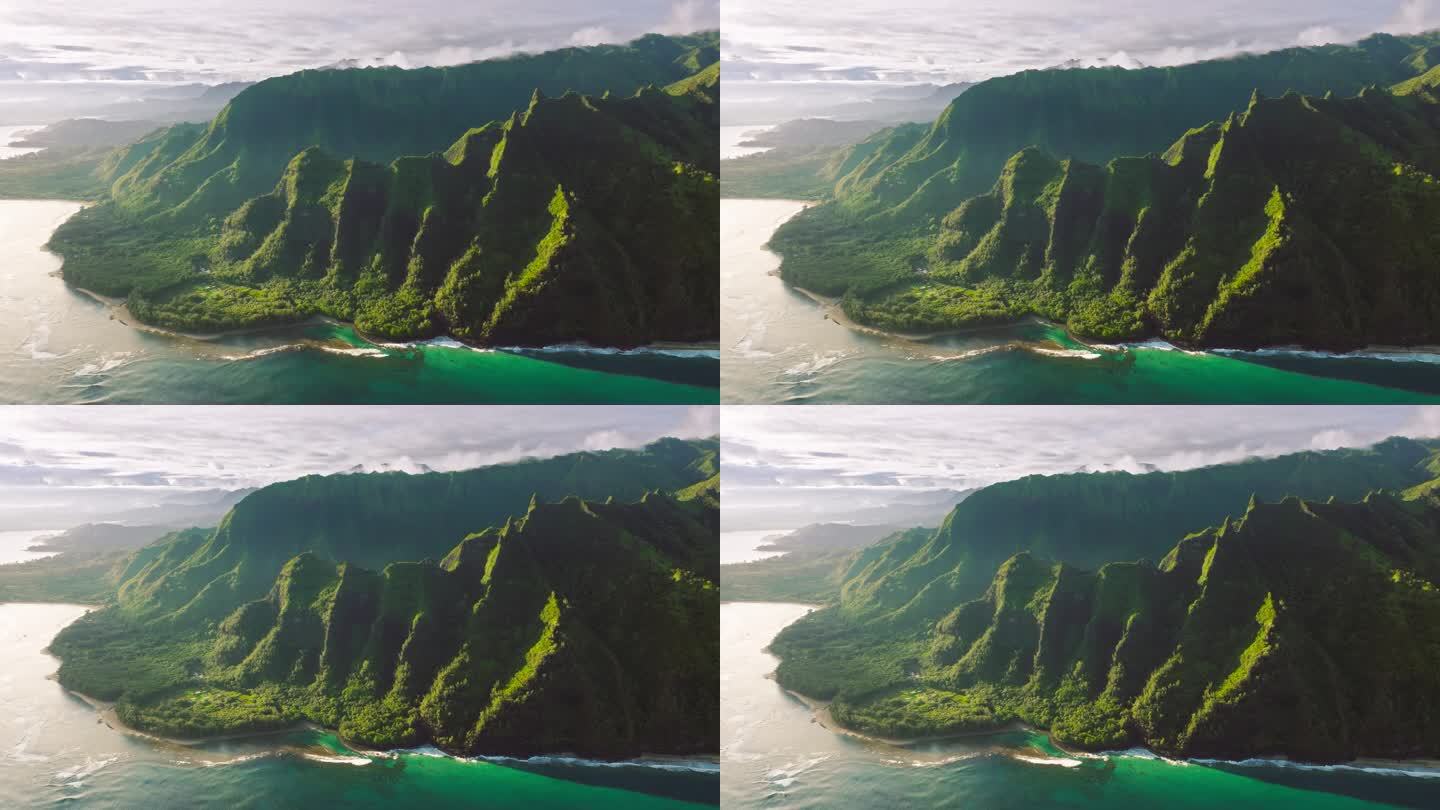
24 598 723 770
64 681 719 769
74 686 720 768
737 198 1440 362
785 268 1440 362
739 599 1440 778
75 281 722 357
51 230 721 358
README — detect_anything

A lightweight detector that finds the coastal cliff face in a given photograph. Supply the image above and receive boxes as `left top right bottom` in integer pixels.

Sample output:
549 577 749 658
44 33 719 347
48 439 720 759
765 438 1440 762
760 32 1440 350
821 34 1440 219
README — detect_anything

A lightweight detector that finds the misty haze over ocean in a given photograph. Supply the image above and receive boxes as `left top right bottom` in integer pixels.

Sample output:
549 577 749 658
720 0 1440 122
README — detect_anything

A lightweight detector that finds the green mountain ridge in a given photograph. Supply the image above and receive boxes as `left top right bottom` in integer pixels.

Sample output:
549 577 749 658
785 85 1440 348
762 30 1440 349
764 437 1440 764
838 437 1440 627
112 437 716 625
110 33 716 219
827 486 1440 762
49 438 718 758
39 33 719 346
830 32 1440 219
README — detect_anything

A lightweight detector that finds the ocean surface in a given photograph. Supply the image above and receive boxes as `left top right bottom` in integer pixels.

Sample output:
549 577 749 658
0 125 43 160
720 198 1440 404
720 125 774 160
0 200 716 404
0 530 60 565
720 601 1440 809
0 602 718 809
720 530 787 565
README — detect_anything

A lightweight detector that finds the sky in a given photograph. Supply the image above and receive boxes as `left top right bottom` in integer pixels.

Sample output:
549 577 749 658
0 0 716 83
722 0 1440 87
722 406 1440 530
720 0 1440 123
0 405 716 528
0 0 717 123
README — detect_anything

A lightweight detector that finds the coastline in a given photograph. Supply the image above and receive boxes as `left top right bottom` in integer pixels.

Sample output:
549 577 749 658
70 284 334 343
68 681 716 766
43 197 716 358
31 602 718 772
786 681 1440 776
69 282 720 359
775 681 1026 748
85 693 311 748
782 280 1440 362
784 282 1043 344
753 603 1440 779
746 198 1440 362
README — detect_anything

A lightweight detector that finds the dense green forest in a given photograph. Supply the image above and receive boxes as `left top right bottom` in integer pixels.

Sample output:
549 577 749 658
29 439 719 759
761 437 1440 761
6 33 719 347
739 31 1440 349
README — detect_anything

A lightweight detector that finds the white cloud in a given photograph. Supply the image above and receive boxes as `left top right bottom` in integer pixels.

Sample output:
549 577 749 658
723 406 1440 528
1297 25 1343 46
0 404 716 495
0 0 719 84
722 0 1436 92
1389 0 1440 33
659 0 712 35
571 26 618 46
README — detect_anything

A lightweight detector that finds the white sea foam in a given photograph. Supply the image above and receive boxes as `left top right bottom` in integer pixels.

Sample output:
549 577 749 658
1076 747 1188 765
1074 747 1438 778
506 343 720 359
388 744 718 772
417 337 472 350
73 352 133 376
316 345 386 358
1189 756 1440 779
475 753 719 773
763 754 830 784
1214 347 1440 364
923 345 1005 362
1118 339 1208 356
374 336 496 353
731 331 776 359
300 753 371 766
907 753 979 768
1030 347 1103 360
783 351 849 377
19 319 73 360
220 345 297 361
1011 753 1084 768
53 755 119 783
368 336 715 358
201 751 274 767
221 343 388 361
9 722 51 763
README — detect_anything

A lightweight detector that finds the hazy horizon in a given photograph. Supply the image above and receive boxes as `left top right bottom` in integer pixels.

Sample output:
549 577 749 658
0 0 717 123
722 406 1440 530
721 0 1440 123
0 405 716 530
